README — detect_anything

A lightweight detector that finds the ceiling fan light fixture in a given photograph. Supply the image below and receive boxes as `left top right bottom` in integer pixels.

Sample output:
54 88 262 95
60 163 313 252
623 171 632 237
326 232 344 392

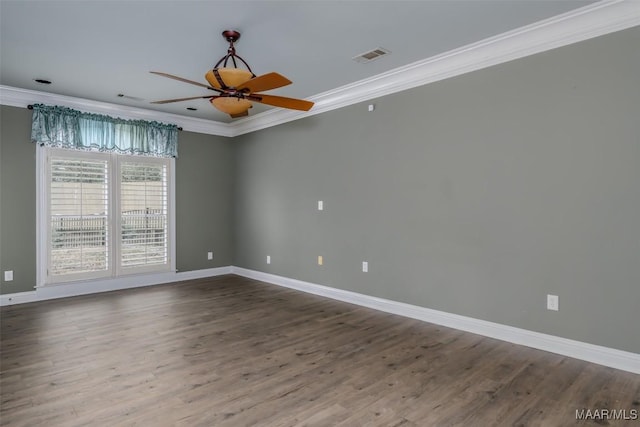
210 97 252 115
205 68 253 90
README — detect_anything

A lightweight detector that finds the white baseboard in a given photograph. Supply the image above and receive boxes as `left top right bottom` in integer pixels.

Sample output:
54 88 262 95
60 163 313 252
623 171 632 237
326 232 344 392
175 266 232 281
0 266 232 307
231 267 640 375
0 291 38 306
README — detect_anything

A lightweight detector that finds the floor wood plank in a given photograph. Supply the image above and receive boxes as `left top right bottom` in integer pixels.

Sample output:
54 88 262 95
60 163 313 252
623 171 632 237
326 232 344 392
1 275 639 426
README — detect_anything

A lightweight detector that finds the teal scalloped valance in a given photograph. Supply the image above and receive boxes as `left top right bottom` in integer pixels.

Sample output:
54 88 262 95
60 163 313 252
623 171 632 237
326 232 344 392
30 104 178 158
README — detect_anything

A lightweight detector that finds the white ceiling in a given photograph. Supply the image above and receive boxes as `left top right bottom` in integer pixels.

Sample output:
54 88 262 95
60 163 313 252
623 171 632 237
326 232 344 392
1 0 602 124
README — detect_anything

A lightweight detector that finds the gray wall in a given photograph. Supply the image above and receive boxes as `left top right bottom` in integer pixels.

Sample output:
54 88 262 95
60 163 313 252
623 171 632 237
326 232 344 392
0 105 234 294
0 106 36 294
233 27 640 353
176 130 234 271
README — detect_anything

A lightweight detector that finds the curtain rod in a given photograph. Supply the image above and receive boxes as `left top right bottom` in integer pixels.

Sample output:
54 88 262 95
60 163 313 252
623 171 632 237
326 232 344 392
27 105 183 131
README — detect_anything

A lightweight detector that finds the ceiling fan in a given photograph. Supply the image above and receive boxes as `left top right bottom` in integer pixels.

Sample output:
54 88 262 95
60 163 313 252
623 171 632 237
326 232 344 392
150 30 314 118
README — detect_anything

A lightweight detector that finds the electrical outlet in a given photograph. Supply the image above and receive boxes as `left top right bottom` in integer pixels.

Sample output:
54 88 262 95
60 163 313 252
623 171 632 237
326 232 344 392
547 294 559 311
317 255 323 266
4 271 13 281
362 261 368 272
266 255 271 264
318 200 324 211
207 252 213 260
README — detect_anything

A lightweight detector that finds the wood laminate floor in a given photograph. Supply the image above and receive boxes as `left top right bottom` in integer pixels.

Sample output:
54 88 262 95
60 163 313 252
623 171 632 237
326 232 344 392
1 275 639 426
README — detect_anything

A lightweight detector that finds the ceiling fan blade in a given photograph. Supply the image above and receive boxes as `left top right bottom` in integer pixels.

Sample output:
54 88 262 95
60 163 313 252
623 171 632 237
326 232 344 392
248 94 314 111
237 72 292 93
151 95 215 104
150 71 222 93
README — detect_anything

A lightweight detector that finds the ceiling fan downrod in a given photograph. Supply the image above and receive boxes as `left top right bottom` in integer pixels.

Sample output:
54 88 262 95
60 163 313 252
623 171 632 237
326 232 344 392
214 30 254 76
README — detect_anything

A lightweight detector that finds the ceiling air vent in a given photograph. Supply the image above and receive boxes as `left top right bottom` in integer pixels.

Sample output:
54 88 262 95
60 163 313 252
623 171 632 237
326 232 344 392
352 47 390 64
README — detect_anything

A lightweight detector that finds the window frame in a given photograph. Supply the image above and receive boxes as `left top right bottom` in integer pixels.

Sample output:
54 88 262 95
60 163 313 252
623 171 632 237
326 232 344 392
37 146 176 286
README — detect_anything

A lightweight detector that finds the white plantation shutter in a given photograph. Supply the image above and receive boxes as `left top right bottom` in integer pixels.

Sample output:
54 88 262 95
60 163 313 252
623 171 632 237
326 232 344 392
49 155 110 278
44 148 173 284
120 161 168 268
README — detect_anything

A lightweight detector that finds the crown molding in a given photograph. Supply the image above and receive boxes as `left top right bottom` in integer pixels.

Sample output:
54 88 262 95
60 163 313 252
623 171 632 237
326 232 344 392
0 85 235 137
2 1 638 138
228 0 640 136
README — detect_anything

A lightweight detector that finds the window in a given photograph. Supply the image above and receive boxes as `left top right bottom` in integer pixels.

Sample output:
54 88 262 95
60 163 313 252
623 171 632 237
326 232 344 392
49 153 110 278
119 160 169 270
42 148 174 284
